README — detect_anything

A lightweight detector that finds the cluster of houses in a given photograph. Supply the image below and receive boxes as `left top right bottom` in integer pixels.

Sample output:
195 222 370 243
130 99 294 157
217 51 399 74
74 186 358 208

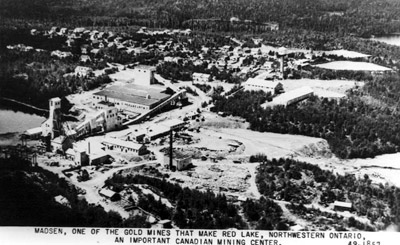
27 25 319 103
25 26 197 82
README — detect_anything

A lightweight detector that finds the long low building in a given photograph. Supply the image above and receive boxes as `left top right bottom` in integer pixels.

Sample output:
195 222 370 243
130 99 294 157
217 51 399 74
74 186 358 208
271 86 314 106
158 119 187 131
92 84 171 114
244 78 283 95
102 137 147 155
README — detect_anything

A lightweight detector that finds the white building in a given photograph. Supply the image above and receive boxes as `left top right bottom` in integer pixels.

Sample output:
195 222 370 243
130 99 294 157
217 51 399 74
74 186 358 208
92 84 170 114
59 28 68 35
244 78 282 95
95 106 121 132
144 125 171 142
51 50 73 58
333 201 352 212
261 61 274 70
102 138 147 155
164 150 192 171
159 119 187 131
271 86 314 106
192 72 211 83
75 105 121 138
73 27 86 33
133 65 156 86
80 55 91 63
75 66 93 77
24 127 42 140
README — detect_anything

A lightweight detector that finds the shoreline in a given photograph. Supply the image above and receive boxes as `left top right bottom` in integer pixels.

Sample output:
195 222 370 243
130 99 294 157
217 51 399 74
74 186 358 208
0 132 21 146
0 97 49 117
0 97 47 137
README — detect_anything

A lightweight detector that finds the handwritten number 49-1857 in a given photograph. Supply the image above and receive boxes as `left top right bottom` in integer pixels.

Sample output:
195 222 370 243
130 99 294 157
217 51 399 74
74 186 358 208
349 241 381 245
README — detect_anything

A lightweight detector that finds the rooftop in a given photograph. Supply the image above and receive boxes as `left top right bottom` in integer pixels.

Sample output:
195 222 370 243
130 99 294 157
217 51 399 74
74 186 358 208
65 148 75 155
159 119 186 128
193 72 211 77
272 86 314 105
99 188 116 198
102 137 144 150
148 125 170 137
94 84 170 107
26 127 42 135
52 136 66 144
333 201 352 208
135 65 156 71
98 100 115 107
245 78 281 89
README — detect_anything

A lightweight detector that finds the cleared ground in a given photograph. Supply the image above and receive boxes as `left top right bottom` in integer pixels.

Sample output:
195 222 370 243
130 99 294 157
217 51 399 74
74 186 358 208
315 49 370 58
294 152 400 189
315 61 392 71
279 78 364 98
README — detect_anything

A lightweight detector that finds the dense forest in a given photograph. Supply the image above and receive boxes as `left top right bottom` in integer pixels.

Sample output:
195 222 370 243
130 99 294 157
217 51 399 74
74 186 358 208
0 28 166 109
0 51 112 109
2 0 400 37
106 174 247 229
241 197 288 230
212 88 400 159
0 157 148 227
106 173 293 229
256 158 400 230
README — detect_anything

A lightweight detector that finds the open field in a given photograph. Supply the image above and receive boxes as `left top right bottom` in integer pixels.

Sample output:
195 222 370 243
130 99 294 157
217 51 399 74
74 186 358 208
201 127 330 159
315 61 392 71
279 78 363 98
315 49 370 58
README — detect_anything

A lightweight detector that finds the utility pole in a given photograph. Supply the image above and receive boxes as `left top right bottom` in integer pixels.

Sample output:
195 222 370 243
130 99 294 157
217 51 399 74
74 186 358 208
169 130 174 171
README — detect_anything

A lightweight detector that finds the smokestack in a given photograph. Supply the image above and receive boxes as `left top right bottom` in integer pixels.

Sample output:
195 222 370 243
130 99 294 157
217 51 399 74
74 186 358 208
88 141 90 155
169 130 173 170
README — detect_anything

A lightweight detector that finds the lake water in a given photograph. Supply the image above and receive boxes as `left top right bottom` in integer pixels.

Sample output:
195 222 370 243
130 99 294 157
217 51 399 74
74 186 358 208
0 105 45 134
371 34 400 46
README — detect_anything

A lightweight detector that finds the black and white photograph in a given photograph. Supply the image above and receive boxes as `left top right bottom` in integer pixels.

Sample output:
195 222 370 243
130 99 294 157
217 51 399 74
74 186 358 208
0 0 400 244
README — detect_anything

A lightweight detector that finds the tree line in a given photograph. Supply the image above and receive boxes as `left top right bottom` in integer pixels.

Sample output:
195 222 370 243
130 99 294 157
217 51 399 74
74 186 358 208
3 0 400 37
0 157 148 227
212 90 400 159
107 174 246 229
256 158 400 230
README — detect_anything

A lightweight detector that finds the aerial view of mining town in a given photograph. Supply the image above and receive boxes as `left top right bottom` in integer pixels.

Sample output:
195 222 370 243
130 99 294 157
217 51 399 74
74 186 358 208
3 0 400 235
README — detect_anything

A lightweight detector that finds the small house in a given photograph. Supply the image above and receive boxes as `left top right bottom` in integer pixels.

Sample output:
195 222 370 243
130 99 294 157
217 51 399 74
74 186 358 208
75 66 93 77
333 201 352 212
99 188 120 201
192 72 211 83
25 127 42 140
164 150 192 171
